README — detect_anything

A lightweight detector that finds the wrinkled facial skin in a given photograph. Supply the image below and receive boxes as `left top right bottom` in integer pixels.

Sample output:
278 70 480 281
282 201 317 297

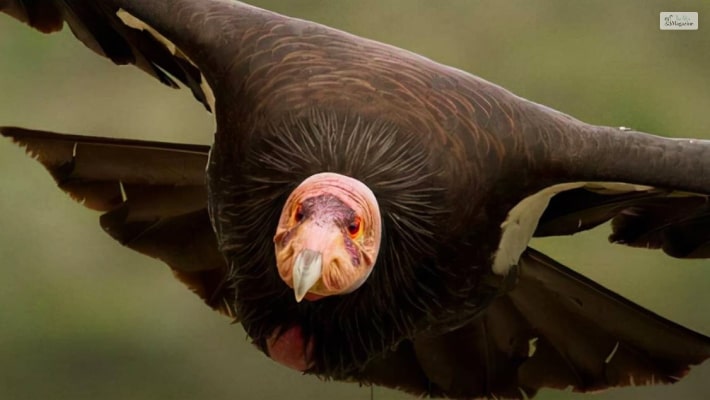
273 172 382 302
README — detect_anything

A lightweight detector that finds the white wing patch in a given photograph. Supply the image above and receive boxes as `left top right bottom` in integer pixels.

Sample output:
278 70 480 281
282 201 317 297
116 9 217 112
492 181 653 275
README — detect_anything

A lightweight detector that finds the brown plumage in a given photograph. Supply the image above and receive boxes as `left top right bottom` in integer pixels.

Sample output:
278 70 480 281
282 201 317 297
1 1 709 399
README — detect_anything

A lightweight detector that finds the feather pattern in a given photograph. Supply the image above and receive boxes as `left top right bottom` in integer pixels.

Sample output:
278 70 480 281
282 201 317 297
2 1 710 399
208 108 463 375
0 127 234 317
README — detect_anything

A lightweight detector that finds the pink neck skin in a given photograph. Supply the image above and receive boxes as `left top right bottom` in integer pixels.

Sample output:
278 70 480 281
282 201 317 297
275 172 382 295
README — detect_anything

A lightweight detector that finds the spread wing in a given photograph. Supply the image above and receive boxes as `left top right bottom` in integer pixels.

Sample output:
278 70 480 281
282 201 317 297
537 187 710 259
358 248 710 399
0 0 211 109
3 2 709 399
356 184 710 398
0 126 234 317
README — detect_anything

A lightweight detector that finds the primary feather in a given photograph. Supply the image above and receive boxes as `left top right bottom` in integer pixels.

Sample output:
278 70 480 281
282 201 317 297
1 1 709 399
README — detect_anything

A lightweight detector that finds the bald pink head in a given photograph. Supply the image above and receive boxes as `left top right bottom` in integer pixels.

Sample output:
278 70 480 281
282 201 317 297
273 172 382 302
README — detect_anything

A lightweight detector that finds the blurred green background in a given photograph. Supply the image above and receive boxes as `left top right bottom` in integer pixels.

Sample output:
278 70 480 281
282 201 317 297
0 1 708 399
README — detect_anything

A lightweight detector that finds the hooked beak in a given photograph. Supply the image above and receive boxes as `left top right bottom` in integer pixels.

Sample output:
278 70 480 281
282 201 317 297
292 249 323 302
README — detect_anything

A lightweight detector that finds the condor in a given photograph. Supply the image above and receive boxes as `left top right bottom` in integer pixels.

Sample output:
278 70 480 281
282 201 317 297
1 1 708 399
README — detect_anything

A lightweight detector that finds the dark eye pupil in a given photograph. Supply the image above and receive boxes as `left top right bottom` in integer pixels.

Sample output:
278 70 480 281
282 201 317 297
348 220 360 234
294 206 304 222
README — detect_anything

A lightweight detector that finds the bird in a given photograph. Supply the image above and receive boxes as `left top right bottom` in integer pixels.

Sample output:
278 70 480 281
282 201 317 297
1 1 709 399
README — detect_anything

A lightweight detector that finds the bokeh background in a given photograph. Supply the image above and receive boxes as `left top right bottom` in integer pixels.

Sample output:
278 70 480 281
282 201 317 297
0 1 708 399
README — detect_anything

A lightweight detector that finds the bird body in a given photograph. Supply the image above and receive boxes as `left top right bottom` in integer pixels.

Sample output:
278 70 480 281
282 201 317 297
1 1 709 398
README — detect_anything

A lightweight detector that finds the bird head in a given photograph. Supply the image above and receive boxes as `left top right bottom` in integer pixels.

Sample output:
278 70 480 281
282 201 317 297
274 172 382 302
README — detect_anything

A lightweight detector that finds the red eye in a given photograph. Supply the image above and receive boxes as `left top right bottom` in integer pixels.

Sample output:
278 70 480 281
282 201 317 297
348 216 362 238
294 205 304 223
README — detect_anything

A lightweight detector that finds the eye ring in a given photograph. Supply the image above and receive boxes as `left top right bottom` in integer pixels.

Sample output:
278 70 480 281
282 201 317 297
348 216 362 238
294 204 304 223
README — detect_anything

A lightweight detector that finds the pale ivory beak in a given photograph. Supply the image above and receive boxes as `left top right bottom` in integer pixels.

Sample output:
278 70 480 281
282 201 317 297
292 249 323 302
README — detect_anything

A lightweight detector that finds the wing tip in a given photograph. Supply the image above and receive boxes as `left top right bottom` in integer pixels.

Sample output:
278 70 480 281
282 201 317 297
1 126 60 140
1 125 27 139
1 1 64 33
